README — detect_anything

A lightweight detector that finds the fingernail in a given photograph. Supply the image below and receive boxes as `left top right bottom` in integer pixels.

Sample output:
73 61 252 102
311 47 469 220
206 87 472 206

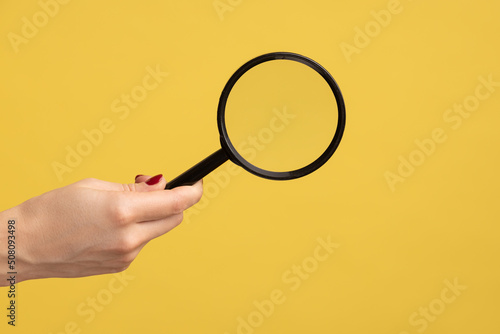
135 174 143 180
146 174 163 185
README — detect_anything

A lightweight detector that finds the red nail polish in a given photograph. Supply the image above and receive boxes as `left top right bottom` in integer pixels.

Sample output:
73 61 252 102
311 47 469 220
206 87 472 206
146 174 163 185
135 174 144 180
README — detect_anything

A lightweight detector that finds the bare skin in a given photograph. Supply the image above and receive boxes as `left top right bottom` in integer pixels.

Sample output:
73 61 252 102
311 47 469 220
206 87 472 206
0 174 202 286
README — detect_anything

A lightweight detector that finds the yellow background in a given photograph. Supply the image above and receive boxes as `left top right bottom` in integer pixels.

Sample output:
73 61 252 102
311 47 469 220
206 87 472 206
1 0 499 333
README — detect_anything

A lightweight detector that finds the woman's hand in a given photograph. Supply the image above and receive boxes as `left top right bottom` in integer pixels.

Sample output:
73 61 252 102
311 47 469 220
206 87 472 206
0 174 202 286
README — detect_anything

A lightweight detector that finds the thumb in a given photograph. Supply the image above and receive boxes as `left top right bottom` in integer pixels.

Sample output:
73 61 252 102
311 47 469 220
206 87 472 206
131 174 166 192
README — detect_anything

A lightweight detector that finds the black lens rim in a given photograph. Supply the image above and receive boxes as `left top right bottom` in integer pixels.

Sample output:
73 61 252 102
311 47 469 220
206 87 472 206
217 52 346 181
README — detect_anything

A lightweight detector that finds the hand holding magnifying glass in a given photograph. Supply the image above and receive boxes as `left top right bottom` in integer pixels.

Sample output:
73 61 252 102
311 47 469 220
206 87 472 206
0 52 345 285
165 52 346 189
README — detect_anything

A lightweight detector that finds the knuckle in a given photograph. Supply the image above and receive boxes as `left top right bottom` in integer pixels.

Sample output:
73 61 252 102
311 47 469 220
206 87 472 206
171 194 188 214
109 196 134 225
174 212 184 225
111 206 133 225
171 212 184 227
120 183 136 192
113 233 140 255
117 252 136 266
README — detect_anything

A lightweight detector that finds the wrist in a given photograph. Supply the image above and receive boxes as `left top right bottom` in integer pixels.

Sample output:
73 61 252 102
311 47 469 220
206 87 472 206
0 205 34 286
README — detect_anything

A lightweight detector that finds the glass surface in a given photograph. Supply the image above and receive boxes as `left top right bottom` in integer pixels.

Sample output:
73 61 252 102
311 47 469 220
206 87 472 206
224 60 339 172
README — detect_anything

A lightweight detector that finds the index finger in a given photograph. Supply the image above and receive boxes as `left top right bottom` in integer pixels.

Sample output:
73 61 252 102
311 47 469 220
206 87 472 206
119 180 203 223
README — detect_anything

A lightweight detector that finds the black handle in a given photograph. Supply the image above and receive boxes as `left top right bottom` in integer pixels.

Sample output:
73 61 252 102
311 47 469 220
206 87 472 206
165 148 229 189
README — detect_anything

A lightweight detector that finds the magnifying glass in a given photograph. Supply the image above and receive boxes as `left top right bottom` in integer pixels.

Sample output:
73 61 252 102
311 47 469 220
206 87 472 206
165 52 346 190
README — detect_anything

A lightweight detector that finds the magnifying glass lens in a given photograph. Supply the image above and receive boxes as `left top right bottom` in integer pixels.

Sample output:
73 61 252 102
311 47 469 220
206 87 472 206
224 59 339 173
